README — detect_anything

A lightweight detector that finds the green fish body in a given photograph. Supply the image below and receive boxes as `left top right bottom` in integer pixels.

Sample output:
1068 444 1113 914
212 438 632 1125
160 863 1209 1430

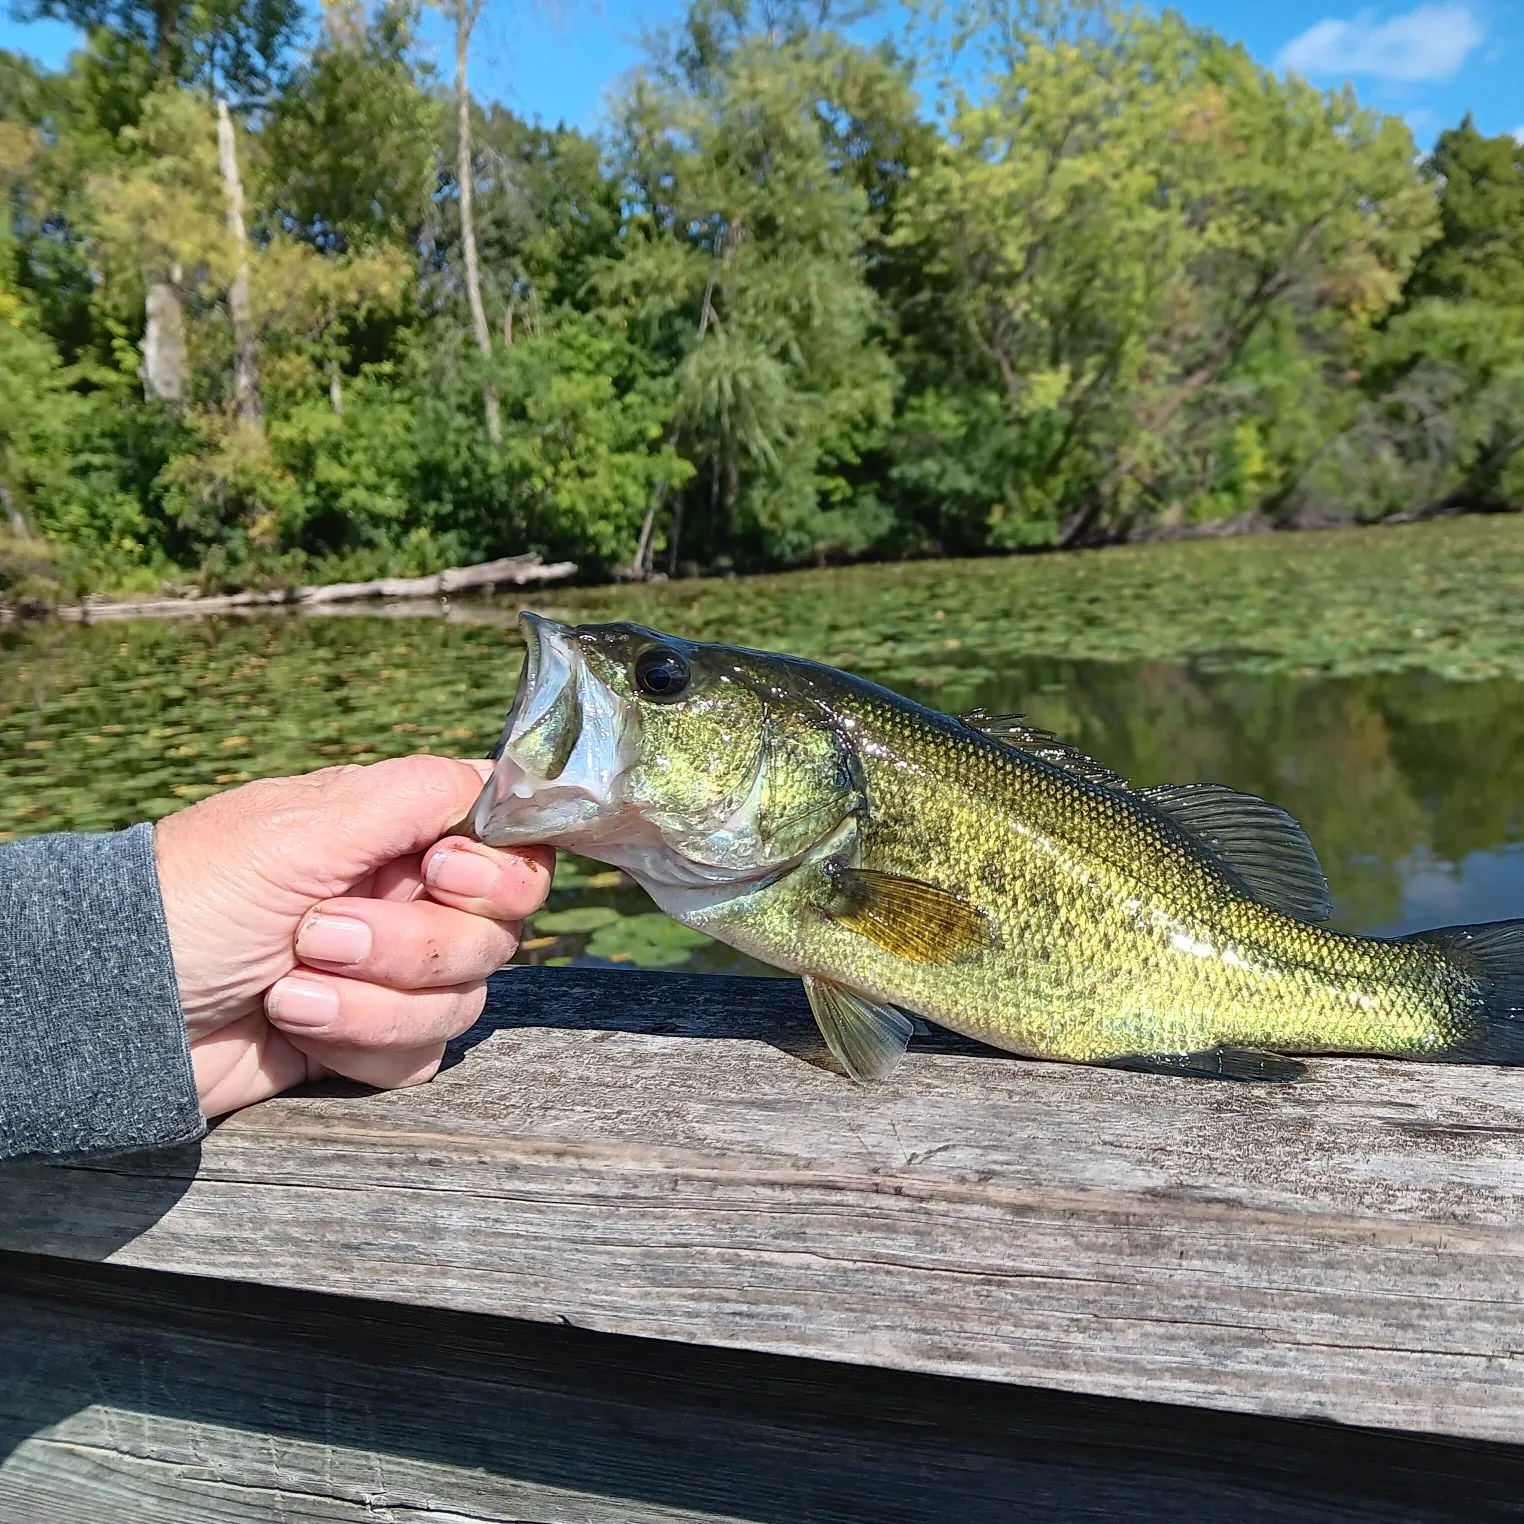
474 614 1523 1084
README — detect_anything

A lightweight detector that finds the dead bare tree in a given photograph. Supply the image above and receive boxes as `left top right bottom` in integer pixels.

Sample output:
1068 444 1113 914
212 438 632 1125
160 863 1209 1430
434 0 502 445
216 99 262 430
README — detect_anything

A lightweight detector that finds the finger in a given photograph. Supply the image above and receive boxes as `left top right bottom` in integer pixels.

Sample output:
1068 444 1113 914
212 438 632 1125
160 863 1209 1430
294 897 519 988
297 754 493 877
371 853 426 904
420 838 554 919
180 755 499 902
264 971 487 1049
190 1009 325 1119
279 1036 448 1092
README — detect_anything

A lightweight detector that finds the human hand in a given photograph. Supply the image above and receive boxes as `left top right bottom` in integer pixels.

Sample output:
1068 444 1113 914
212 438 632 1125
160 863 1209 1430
153 755 553 1120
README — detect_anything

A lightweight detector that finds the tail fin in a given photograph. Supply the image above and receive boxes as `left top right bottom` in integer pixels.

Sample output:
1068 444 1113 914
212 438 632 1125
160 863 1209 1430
1408 919 1524 1062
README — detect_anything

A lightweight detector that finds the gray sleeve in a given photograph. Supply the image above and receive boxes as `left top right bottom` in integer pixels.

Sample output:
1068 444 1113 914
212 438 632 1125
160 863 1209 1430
0 822 205 1162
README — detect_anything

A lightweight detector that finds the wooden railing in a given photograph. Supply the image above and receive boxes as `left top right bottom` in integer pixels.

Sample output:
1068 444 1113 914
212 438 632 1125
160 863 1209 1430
4 965 1524 1521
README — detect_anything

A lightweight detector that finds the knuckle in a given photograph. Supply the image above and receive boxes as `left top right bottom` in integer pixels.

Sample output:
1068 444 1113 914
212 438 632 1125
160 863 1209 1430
381 753 471 802
451 986 488 1035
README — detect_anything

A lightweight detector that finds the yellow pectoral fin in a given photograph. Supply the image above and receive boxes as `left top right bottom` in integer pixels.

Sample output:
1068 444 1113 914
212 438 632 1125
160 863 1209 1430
825 866 990 964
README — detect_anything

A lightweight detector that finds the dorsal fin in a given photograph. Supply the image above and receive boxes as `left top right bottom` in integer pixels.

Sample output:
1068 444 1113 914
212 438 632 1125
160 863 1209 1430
960 710 1331 923
960 710 1129 792
1140 783 1332 923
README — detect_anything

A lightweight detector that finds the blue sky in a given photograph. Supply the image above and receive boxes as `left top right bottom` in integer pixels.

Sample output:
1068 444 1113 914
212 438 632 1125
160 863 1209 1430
3 0 1520 146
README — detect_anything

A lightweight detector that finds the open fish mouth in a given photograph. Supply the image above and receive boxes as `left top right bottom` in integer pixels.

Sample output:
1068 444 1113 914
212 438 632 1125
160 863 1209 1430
472 613 634 844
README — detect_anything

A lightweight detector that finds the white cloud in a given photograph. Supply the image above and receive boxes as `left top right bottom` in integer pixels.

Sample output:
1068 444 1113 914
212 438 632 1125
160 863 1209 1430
1277 5 1484 83
1514 125 1524 144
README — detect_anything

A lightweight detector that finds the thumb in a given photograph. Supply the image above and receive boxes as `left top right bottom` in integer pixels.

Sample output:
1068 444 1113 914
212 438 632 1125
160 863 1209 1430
250 755 495 895
156 754 498 1040
158 754 495 915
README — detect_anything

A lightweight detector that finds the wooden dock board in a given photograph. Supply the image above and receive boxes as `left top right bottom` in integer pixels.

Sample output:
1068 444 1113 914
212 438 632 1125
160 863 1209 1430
6 965 1524 1518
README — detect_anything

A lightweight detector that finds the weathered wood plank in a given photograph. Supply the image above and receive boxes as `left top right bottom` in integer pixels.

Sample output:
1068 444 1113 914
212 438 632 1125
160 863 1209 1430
5 1252 1524 1523
5 968 1524 1442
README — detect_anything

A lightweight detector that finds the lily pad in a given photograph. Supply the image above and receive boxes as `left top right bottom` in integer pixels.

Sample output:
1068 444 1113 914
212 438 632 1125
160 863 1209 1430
532 906 624 934
585 913 714 968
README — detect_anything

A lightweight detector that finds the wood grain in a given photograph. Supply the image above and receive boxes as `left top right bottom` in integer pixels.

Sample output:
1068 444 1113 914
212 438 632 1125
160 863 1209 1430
5 967 1524 1443
6 1252 1524 1524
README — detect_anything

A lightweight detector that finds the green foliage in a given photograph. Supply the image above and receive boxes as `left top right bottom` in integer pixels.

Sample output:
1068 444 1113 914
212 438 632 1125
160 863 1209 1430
1300 300 1524 521
602 2 899 568
15 0 302 93
0 0 1520 600
0 530 62 606
889 0 1437 546
1407 117 1524 311
263 1 437 251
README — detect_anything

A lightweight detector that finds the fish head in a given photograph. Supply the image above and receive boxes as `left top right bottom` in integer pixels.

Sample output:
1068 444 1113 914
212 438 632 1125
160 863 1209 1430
472 613 860 903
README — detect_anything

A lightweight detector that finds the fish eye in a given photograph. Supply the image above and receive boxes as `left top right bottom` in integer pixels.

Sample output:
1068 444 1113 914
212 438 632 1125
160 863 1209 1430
634 646 691 701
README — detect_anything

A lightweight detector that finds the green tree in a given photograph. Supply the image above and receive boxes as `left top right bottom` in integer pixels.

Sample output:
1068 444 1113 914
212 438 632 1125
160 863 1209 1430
1406 117 1524 311
13 0 300 91
604 0 898 573
1303 301 1524 521
264 0 436 253
0 121 77 541
891 0 1436 547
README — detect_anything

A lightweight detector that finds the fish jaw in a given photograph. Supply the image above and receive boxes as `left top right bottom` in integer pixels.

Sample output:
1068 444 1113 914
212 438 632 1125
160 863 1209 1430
472 613 637 846
471 613 859 926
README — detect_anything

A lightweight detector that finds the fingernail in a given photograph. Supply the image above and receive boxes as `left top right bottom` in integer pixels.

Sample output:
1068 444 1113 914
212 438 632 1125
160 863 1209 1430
296 913 373 966
426 847 498 898
266 976 340 1032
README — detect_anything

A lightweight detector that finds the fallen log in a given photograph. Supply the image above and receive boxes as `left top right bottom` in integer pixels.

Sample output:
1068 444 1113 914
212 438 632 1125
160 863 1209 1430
56 553 576 622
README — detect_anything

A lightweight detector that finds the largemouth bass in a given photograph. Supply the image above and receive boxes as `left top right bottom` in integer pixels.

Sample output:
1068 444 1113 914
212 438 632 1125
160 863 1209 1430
472 613 1524 1083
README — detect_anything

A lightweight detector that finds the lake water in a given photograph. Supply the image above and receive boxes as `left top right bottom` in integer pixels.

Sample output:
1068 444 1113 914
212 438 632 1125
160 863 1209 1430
4 578 1524 972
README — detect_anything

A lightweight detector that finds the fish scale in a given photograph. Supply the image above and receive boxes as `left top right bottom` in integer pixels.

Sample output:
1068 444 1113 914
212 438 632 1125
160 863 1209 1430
701 691 1477 1063
477 614 1524 1084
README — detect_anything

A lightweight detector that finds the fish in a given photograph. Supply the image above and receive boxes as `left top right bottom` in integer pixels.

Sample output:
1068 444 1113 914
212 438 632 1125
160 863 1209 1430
471 611 1524 1085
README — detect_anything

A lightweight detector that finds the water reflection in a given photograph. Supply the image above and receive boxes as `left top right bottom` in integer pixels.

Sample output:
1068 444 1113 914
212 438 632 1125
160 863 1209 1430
3 616 1523 955
969 659 1524 935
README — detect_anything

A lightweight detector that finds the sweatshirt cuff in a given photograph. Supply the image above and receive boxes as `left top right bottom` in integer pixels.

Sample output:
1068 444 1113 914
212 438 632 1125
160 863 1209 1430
0 822 205 1162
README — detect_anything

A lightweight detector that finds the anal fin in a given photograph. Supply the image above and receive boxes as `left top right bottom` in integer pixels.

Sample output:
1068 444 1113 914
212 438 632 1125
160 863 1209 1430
803 976 914 1084
1105 1046 1307 1083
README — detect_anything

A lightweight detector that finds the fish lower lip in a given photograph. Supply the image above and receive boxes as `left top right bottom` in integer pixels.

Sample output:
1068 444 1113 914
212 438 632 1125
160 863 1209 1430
508 616 574 748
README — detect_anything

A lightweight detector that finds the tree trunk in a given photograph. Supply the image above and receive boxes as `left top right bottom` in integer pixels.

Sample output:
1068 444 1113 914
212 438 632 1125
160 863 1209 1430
329 365 345 416
142 268 186 404
629 422 681 579
217 99 262 431
630 489 660 579
455 5 500 446
1 482 30 539
666 488 686 577
152 0 177 75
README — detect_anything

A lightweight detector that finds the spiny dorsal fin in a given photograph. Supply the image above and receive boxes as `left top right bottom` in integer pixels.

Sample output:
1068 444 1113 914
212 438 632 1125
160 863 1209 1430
959 710 1331 924
1140 783 1332 923
960 710 1130 792
825 866 991 963
803 976 914 1084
